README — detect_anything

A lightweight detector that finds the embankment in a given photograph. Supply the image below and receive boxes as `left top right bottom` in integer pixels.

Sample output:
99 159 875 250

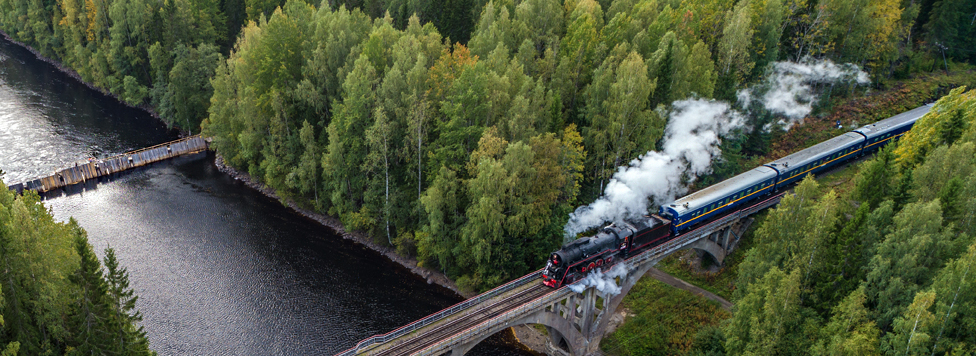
213 154 469 298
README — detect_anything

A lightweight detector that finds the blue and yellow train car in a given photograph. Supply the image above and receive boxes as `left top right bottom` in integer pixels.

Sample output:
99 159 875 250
765 132 865 190
660 166 778 235
855 104 931 154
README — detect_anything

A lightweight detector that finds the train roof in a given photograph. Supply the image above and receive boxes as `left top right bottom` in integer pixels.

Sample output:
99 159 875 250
764 132 864 171
854 104 932 139
616 215 668 231
666 166 778 215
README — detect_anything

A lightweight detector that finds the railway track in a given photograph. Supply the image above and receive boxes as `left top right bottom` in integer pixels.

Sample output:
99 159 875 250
370 284 553 356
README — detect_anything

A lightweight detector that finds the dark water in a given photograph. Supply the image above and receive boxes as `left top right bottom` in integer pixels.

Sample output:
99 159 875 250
0 40 175 184
0 37 530 355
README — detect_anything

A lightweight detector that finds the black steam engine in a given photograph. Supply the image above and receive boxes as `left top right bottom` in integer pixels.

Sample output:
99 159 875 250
542 216 670 288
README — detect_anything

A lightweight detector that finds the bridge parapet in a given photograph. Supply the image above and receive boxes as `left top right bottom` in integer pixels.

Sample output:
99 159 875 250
337 269 543 356
417 285 576 356
344 192 786 356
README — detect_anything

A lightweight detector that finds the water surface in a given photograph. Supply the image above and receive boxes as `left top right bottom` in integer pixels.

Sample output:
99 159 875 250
0 36 530 355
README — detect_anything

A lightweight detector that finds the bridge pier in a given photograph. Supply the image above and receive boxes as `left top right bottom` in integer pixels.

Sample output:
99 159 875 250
684 218 753 266
529 259 659 356
348 195 785 356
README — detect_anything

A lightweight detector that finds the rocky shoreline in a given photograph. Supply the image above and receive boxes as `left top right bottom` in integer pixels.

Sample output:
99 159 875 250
213 153 470 298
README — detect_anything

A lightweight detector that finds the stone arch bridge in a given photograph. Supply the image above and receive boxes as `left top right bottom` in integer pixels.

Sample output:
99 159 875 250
336 193 783 356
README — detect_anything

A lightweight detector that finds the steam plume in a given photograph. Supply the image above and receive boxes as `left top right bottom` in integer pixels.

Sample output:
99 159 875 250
563 59 870 238
567 263 630 295
738 58 870 128
563 99 743 238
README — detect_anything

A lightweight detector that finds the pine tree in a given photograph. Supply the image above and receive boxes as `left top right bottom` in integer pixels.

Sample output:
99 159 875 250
893 169 914 212
103 247 151 355
69 225 111 354
938 109 967 146
937 177 964 225
853 146 895 209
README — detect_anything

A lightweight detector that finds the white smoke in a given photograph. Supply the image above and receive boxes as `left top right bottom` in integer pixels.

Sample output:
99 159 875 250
567 263 630 295
738 57 870 128
563 58 870 238
564 99 744 237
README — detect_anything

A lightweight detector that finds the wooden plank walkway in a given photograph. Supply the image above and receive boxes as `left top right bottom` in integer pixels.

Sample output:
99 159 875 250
7 135 208 193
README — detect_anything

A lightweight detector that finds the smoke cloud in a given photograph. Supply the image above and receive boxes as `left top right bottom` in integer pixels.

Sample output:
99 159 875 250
563 58 870 238
564 99 744 238
738 58 870 128
567 263 630 295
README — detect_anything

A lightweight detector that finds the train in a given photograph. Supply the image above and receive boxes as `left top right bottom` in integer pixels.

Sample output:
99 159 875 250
542 104 932 288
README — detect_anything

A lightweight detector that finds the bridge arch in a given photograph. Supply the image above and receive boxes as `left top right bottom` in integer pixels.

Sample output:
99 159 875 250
447 311 585 356
360 203 773 356
447 259 658 356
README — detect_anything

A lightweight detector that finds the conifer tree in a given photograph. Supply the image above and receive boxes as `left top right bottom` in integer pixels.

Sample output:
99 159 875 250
69 224 112 355
103 247 151 355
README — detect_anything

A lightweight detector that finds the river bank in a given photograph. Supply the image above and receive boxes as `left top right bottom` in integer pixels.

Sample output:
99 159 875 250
0 28 464 296
5 28 540 353
0 30 179 131
213 153 469 298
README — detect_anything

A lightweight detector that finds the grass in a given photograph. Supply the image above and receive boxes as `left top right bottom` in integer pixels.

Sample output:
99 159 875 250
601 278 731 356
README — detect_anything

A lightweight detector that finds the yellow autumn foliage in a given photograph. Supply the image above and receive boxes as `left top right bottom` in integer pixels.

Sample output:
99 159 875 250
893 86 976 168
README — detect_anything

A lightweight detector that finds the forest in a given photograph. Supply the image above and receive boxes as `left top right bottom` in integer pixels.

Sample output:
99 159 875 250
684 86 976 356
0 180 153 355
0 0 973 293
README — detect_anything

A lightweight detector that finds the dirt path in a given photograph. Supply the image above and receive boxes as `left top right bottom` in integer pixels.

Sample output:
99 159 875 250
646 267 733 311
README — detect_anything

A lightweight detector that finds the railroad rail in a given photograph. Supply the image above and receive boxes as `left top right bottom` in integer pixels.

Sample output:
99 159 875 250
339 192 785 356
336 268 544 356
7 135 208 193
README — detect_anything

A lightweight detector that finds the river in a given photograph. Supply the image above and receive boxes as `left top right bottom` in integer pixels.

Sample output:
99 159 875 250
0 36 531 355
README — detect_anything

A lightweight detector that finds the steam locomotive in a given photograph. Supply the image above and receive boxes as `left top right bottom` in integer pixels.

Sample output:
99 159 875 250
543 104 932 288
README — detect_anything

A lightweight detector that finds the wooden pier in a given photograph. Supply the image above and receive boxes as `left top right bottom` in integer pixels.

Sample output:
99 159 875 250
7 135 208 193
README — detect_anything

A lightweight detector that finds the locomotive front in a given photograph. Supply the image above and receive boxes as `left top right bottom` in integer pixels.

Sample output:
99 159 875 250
543 225 633 288
542 252 564 287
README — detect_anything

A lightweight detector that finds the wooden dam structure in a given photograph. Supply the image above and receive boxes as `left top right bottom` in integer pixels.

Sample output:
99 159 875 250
7 135 208 194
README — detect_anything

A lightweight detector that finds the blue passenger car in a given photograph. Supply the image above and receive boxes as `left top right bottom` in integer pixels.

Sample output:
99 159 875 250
854 104 931 154
657 104 932 236
660 166 778 235
765 132 865 190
